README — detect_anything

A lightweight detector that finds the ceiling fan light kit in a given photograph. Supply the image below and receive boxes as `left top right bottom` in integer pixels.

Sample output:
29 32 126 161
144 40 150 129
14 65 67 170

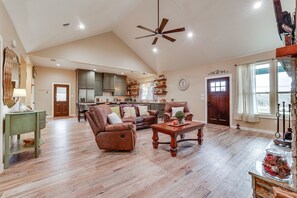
135 0 185 45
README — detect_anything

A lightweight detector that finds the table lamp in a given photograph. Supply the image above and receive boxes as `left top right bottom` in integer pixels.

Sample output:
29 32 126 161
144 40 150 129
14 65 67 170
13 88 26 111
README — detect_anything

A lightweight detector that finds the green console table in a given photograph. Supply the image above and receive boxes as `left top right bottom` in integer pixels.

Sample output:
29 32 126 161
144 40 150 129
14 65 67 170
4 110 46 169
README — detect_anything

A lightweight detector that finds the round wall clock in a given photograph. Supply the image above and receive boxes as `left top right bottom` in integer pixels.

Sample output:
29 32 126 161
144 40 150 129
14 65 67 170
178 77 189 91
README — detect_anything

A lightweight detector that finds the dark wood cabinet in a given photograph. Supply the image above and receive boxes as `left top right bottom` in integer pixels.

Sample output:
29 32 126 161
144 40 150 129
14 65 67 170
95 72 103 96
77 69 95 89
114 75 126 96
103 73 115 92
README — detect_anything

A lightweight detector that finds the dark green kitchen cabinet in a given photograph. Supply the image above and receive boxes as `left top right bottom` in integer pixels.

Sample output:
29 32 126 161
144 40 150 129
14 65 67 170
95 72 103 96
150 103 165 118
77 69 95 89
114 75 127 96
103 73 115 92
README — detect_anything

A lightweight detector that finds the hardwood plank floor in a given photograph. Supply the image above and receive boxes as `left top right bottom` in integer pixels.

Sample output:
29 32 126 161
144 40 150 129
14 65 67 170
0 118 273 198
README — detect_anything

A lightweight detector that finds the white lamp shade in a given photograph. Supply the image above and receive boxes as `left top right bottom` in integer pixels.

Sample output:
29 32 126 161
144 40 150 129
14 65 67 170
13 88 27 97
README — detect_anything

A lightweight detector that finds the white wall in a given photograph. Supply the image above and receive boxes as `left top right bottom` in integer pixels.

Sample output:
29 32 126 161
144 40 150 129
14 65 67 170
0 1 28 173
163 50 280 133
30 32 154 74
34 66 76 117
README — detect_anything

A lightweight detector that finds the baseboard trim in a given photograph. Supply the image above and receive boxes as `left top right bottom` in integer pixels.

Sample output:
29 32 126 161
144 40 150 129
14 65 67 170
231 125 274 135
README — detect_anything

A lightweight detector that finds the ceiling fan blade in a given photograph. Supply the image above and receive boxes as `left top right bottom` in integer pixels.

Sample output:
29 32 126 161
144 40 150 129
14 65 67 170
163 27 185 34
158 18 169 33
152 37 158 45
135 34 156 39
137 25 156 33
162 35 176 42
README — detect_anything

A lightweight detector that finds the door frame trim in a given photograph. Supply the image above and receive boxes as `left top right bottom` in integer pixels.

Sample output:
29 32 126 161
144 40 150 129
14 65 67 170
205 74 232 126
52 83 71 117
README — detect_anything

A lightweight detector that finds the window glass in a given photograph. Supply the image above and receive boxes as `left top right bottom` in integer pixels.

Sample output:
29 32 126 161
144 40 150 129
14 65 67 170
56 87 67 101
140 81 154 101
278 63 292 110
255 63 270 114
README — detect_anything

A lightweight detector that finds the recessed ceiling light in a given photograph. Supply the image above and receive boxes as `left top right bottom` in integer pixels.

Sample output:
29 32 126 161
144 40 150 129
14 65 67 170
121 72 124 75
79 23 85 30
56 63 60 67
152 47 158 53
93 69 96 71
187 32 193 38
253 1 262 9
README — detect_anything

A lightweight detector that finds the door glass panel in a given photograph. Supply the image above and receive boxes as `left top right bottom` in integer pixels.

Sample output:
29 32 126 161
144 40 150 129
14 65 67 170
56 87 67 101
211 82 215 87
211 87 215 92
215 82 220 86
215 87 220 92
221 81 226 86
221 87 226 91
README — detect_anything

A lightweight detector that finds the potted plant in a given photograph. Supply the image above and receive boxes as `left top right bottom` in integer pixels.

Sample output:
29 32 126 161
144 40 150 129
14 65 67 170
175 111 185 125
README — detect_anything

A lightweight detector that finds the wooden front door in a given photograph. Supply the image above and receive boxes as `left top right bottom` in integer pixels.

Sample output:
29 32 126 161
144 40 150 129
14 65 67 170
54 84 69 117
207 77 230 126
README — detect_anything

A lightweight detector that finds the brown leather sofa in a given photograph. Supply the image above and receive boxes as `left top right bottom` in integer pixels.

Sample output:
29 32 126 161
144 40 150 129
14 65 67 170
163 102 193 122
119 104 159 130
86 104 136 151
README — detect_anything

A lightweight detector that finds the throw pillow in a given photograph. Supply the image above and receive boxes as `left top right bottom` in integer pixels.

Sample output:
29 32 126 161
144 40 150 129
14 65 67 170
110 106 121 117
172 107 184 116
123 107 136 118
107 112 123 124
138 105 149 116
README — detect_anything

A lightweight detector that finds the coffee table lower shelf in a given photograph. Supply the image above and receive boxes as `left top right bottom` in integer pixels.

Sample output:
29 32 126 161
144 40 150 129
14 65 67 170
151 121 205 157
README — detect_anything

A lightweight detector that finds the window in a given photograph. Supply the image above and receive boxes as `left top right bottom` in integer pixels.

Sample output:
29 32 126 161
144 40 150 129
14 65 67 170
255 63 270 114
278 63 292 111
210 81 226 92
140 81 154 101
253 60 292 115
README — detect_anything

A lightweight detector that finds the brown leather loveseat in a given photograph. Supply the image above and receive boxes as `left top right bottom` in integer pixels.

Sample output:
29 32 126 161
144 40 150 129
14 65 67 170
119 104 159 130
86 104 136 151
163 102 193 122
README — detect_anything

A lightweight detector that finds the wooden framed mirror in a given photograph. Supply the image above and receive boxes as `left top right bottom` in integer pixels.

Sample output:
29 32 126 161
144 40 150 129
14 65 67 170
3 47 20 108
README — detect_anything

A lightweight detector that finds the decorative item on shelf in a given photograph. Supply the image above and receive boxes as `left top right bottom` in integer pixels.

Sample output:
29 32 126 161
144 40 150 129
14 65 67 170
160 99 166 103
208 70 229 75
154 75 167 95
274 102 292 148
126 80 139 96
175 111 185 125
262 148 291 181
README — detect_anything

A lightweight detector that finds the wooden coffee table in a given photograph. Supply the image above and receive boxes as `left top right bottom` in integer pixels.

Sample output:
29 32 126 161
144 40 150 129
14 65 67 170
151 121 205 157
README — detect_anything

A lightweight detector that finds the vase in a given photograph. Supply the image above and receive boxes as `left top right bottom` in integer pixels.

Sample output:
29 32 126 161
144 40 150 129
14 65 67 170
178 118 184 125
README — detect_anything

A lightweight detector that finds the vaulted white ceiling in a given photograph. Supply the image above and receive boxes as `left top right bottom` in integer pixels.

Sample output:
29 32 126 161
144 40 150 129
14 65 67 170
2 0 295 74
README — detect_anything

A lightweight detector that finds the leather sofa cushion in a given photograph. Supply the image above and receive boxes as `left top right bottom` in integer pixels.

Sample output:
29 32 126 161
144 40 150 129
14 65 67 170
142 115 156 123
122 117 136 124
105 122 134 132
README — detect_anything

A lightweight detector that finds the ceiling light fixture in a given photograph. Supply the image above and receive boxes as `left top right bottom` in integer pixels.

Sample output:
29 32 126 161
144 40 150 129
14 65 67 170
121 72 124 75
253 1 262 9
93 69 96 71
187 32 193 38
56 63 60 67
152 47 158 53
79 23 85 30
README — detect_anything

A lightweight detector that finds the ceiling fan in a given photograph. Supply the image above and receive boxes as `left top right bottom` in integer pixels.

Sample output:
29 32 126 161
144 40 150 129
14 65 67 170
135 0 185 45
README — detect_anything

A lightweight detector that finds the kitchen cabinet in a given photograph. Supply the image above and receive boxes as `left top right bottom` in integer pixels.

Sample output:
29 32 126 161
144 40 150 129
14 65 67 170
150 103 165 118
77 69 95 89
103 73 115 92
114 75 126 96
95 72 103 96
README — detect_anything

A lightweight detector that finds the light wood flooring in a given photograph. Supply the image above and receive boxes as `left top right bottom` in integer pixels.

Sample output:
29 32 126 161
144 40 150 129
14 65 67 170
0 118 273 198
